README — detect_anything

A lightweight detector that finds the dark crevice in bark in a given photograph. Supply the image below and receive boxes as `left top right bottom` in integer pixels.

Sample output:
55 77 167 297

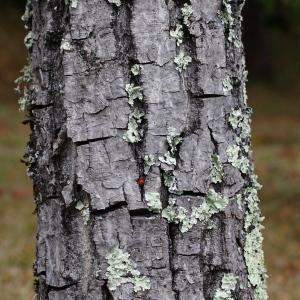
191 93 225 99
31 103 54 110
91 202 128 216
47 281 77 292
129 209 156 218
101 280 114 300
179 190 207 197
75 136 114 146
168 223 180 300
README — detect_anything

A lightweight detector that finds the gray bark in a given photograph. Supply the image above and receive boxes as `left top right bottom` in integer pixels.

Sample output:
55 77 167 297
23 0 267 299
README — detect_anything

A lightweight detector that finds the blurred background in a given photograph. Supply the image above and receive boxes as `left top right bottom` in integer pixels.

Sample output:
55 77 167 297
0 0 299 299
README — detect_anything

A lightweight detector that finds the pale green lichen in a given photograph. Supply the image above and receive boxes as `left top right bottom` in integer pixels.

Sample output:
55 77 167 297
223 76 233 94
211 154 223 183
214 273 238 300
167 127 182 155
163 172 177 192
144 155 155 175
159 127 182 166
159 152 176 166
243 185 268 300
75 201 90 225
21 0 32 27
123 109 144 144
131 64 141 76
70 0 78 8
219 0 236 44
106 248 150 292
170 24 184 46
60 39 72 51
229 108 251 140
108 0 122 6
145 192 162 212
15 63 32 112
125 83 143 106
162 189 229 233
226 144 249 174
174 51 192 72
24 31 33 50
181 3 193 27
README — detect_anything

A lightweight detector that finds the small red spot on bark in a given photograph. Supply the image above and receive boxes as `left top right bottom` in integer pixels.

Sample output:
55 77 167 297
136 176 145 187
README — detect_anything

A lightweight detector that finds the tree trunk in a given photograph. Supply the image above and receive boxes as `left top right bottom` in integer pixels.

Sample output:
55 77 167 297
24 0 268 299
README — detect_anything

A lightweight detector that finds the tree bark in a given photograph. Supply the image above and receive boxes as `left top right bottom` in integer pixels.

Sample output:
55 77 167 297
24 0 268 299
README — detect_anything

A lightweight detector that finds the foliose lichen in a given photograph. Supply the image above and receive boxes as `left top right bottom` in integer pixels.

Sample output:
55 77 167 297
123 109 144 144
24 31 33 50
131 64 141 76
162 189 229 233
159 127 182 193
223 76 233 95
145 192 162 212
170 24 184 46
107 0 122 6
219 0 237 44
75 201 90 225
144 155 155 175
181 3 193 27
229 108 251 140
159 127 182 167
174 51 192 73
21 0 32 27
106 247 151 292
226 144 249 174
125 83 143 106
211 154 223 184
60 39 72 51
243 184 268 300
70 0 78 8
15 63 32 112
213 273 238 300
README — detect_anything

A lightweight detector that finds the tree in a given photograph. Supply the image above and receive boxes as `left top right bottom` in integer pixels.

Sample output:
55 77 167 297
20 0 268 299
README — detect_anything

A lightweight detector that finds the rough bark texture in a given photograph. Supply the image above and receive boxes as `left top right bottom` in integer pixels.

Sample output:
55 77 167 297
23 0 267 299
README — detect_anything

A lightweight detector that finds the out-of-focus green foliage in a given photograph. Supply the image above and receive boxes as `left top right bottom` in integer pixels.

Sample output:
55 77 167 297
262 0 300 28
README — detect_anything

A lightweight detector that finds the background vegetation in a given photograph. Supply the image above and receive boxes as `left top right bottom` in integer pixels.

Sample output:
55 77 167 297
0 0 299 299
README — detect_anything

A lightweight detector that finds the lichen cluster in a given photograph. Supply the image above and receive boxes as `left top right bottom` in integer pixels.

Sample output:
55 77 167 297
15 64 32 112
75 201 90 225
145 192 162 212
170 24 184 46
174 51 192 73
107 0 122 7
70 0 78 8
123 109 144 143
162 189 229 233
144 154 155 175
213 273 238 300
222 76 233 95
16 0 33 112
226 108 252 174
211 154 223 184
106 247 151 292
219 0 241 48
243 177 268 300
170 3 193 73
159 127 182 193
181 3 193 27
124 65 144 144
